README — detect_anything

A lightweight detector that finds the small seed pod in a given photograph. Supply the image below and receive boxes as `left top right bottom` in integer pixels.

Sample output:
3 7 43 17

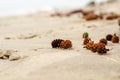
106 34 113 41
60 40 72 49
99 38 107 45
83 38 91 45
51 39 63 48
83 32 89 38
112 34 119 43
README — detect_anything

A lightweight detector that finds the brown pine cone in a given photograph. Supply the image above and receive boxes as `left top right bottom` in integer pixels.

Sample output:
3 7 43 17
84 41 109 54
51 39 63 48
99 38 107 45
60 40 72 49
83 13 98 21
85 41 94 50
112 34 119 43
106 34 113 41
83 38 91 45
91 43 98 52
106 13 119 20
96 43 107 55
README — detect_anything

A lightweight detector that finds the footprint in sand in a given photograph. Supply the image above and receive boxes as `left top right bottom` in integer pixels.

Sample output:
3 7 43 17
4 37 15 40
69 27 75 30
86 25 97 28
59 27 75 31
17 34 38 39
82 23 97 28
45 29 54 36
4 37 12 40
47 30 53 34
4 33 41 40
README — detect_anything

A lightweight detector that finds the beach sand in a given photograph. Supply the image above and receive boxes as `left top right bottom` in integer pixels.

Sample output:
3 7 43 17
0 1 120 80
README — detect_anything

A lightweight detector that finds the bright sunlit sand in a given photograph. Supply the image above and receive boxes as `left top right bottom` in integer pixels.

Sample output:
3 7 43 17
0 0 120 80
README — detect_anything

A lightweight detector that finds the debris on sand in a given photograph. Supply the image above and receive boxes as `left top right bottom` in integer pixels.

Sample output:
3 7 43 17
0 50 20 61
51 39 72 49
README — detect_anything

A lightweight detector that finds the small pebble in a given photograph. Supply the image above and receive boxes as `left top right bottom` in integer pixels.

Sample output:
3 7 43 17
9 53 21 61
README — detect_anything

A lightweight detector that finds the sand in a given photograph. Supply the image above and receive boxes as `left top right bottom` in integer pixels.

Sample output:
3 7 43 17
0 1 120 80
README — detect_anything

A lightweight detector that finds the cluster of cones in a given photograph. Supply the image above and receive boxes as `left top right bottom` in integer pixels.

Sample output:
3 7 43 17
51 39 72 49
51 33 119 54
82 11 120 21
50 9 120 21
83 32 119 55
106 34 119 43
83 38 109 55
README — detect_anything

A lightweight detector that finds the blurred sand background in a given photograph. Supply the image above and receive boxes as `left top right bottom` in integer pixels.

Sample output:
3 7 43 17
0 0 120 80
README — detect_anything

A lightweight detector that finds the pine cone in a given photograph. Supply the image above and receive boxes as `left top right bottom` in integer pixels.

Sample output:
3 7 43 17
106 34 113 41
85 41 94 50
60 40 72 49
99 38 107 45
112 34 119 43
91 43 98 52
106 13 119 20
83 13 98 21
96 43 107 55
51 39 63 48
85 42 109 54
83 38 91 45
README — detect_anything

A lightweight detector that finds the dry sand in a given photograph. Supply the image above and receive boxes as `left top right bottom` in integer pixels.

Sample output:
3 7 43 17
0 1 120 80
